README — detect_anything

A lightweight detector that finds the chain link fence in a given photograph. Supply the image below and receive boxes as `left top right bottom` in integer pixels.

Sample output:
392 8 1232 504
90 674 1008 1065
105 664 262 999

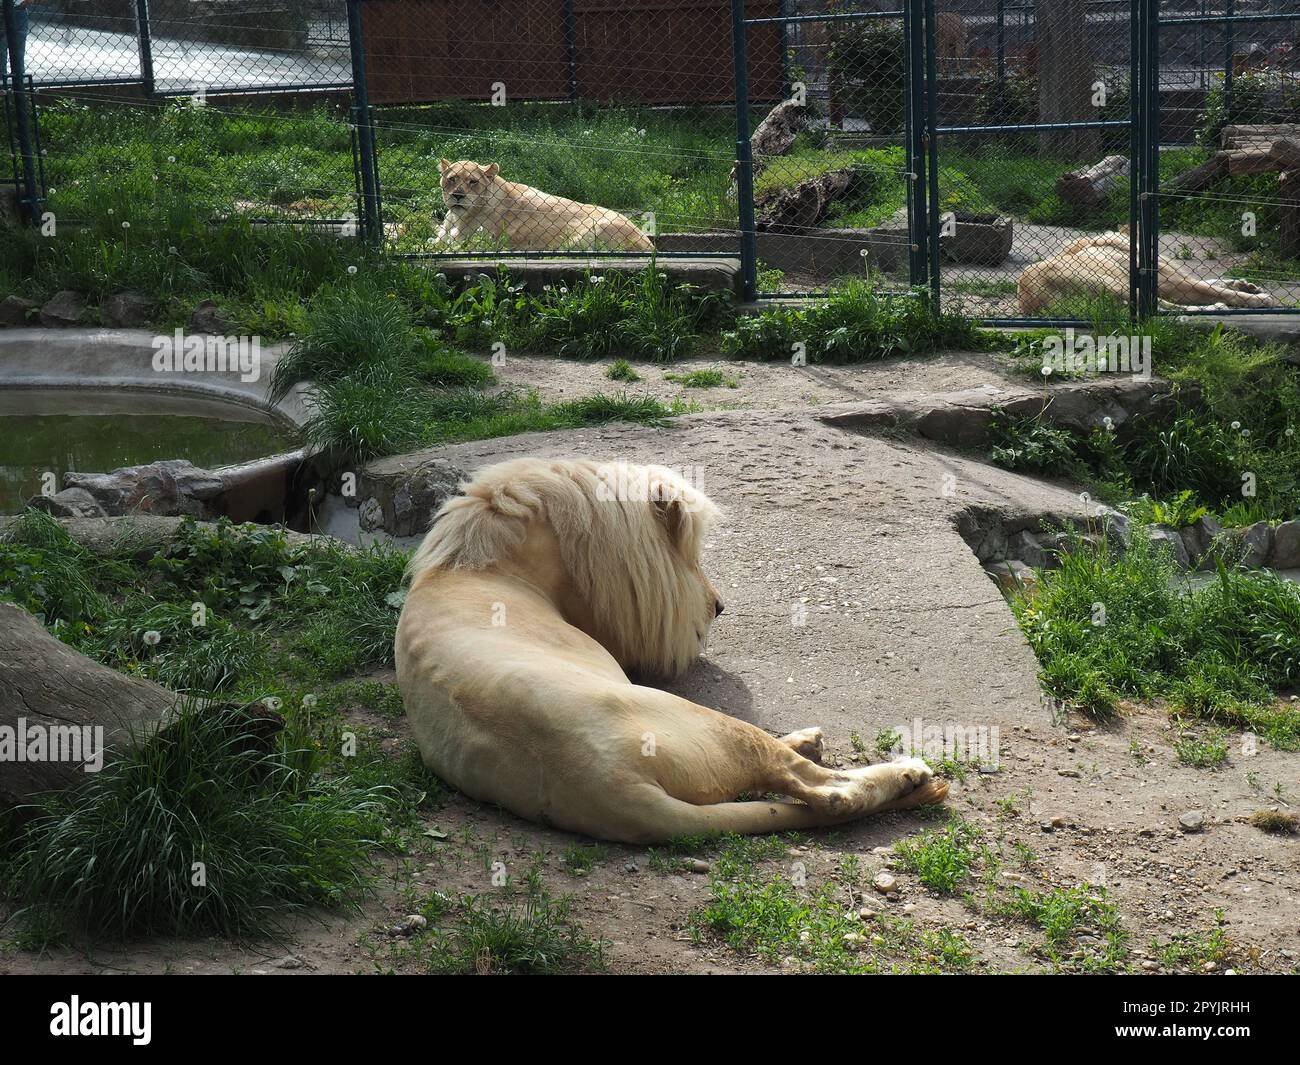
729 2 923 297
357 0 771 258
16 1 350 92
3 0 1299 320
1153 3 1300 318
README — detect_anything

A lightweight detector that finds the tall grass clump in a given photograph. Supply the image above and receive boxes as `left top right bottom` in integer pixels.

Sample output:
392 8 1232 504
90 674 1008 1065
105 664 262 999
3 706 395 943
1012 529 1300 744
722 281 985 362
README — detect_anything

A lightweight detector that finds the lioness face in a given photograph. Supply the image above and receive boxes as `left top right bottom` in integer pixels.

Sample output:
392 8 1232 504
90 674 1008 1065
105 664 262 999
439 159 499 211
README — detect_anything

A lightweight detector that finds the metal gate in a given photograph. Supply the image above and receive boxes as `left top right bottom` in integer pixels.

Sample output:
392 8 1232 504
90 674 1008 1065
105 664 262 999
731 0 935 302
735 0 1300 322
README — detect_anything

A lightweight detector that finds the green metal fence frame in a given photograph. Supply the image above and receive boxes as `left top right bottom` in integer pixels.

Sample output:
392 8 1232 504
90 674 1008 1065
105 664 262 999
732 0 932 304
5 0 1299 322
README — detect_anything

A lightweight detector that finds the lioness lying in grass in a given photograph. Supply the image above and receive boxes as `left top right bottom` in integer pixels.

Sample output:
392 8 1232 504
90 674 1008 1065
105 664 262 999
433 159 654 252
1018 229 1276 313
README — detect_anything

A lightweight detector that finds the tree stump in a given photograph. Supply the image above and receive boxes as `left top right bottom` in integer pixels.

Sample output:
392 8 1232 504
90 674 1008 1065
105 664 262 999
1056 155 1130 209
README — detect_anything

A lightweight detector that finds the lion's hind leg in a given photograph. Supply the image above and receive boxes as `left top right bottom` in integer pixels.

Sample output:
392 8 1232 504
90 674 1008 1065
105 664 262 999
615 756 947 843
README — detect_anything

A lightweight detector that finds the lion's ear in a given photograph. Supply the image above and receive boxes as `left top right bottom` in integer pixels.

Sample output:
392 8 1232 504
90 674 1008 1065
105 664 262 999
652 496 689 548
484 163 499 179
439 158 450 172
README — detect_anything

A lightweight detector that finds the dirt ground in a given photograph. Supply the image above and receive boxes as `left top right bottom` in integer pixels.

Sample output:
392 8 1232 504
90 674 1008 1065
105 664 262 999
4 351 1298 976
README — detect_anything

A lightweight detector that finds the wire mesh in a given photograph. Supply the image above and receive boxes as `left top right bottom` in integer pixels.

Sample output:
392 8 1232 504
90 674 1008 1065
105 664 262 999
1152 3 1300 315
737 2 921 297
4 0 1299 319
926 0 1134 321
18 1 350 92
358 0 770 260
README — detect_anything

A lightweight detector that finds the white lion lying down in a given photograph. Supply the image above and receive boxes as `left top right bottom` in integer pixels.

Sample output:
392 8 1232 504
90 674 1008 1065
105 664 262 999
395 458 947 844
1017 230 1276 314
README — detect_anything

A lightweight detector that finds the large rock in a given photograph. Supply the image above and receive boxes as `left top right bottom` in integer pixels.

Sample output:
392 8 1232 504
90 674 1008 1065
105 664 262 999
1270 520 1300 569
1241 521 1274 569
357 456 467 537
0 603 176 814
1191 514 1223 571
825 376 1181 451
101 290 157 328
1148 524 1191 569
0 294 39 326
57 460 228 519
26 487 108 519
188 298 233 335
38 289 87 327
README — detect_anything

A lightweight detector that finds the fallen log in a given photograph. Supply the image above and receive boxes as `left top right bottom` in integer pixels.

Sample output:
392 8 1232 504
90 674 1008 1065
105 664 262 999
1221 123 1300 150
1056 155 1130 209
0 602 177 815
755 168 857 233
1225 148 1282 176
750 100 813 174
1164 153 1228 194
1270 137 1300 170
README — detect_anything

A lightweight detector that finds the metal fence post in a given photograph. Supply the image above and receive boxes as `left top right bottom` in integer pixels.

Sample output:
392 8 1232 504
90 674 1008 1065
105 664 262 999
1128 0 1140 319
1136 0 1159 318
346 0 381 244
135 0 156 97
1222 0 1234 126
3 0 40 225
730 0 758 303
923 0 940 308
904 0 928 290
563 0 579 102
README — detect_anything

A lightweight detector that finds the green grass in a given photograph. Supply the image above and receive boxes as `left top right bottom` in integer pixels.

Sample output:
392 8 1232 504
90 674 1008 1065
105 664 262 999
0 509 408 690
605 358 641 382
1174 727 1230 769
664 368 738 389
0 509 454 945
2 704 395 943
425 890 605 974
722 278 988 363
689 832 974 974
893 817 984 894
1007 883 1129 972
1011 528 1300 742
259 269 699 461
992 324 1300 522
1153 912 1233 970
561 844 609 875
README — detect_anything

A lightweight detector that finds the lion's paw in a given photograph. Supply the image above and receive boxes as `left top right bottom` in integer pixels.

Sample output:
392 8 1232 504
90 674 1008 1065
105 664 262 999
781 726 825 764
893 756 933 792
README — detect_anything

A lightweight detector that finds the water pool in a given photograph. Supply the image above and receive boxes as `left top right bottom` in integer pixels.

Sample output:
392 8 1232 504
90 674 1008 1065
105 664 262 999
0 390 299 514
